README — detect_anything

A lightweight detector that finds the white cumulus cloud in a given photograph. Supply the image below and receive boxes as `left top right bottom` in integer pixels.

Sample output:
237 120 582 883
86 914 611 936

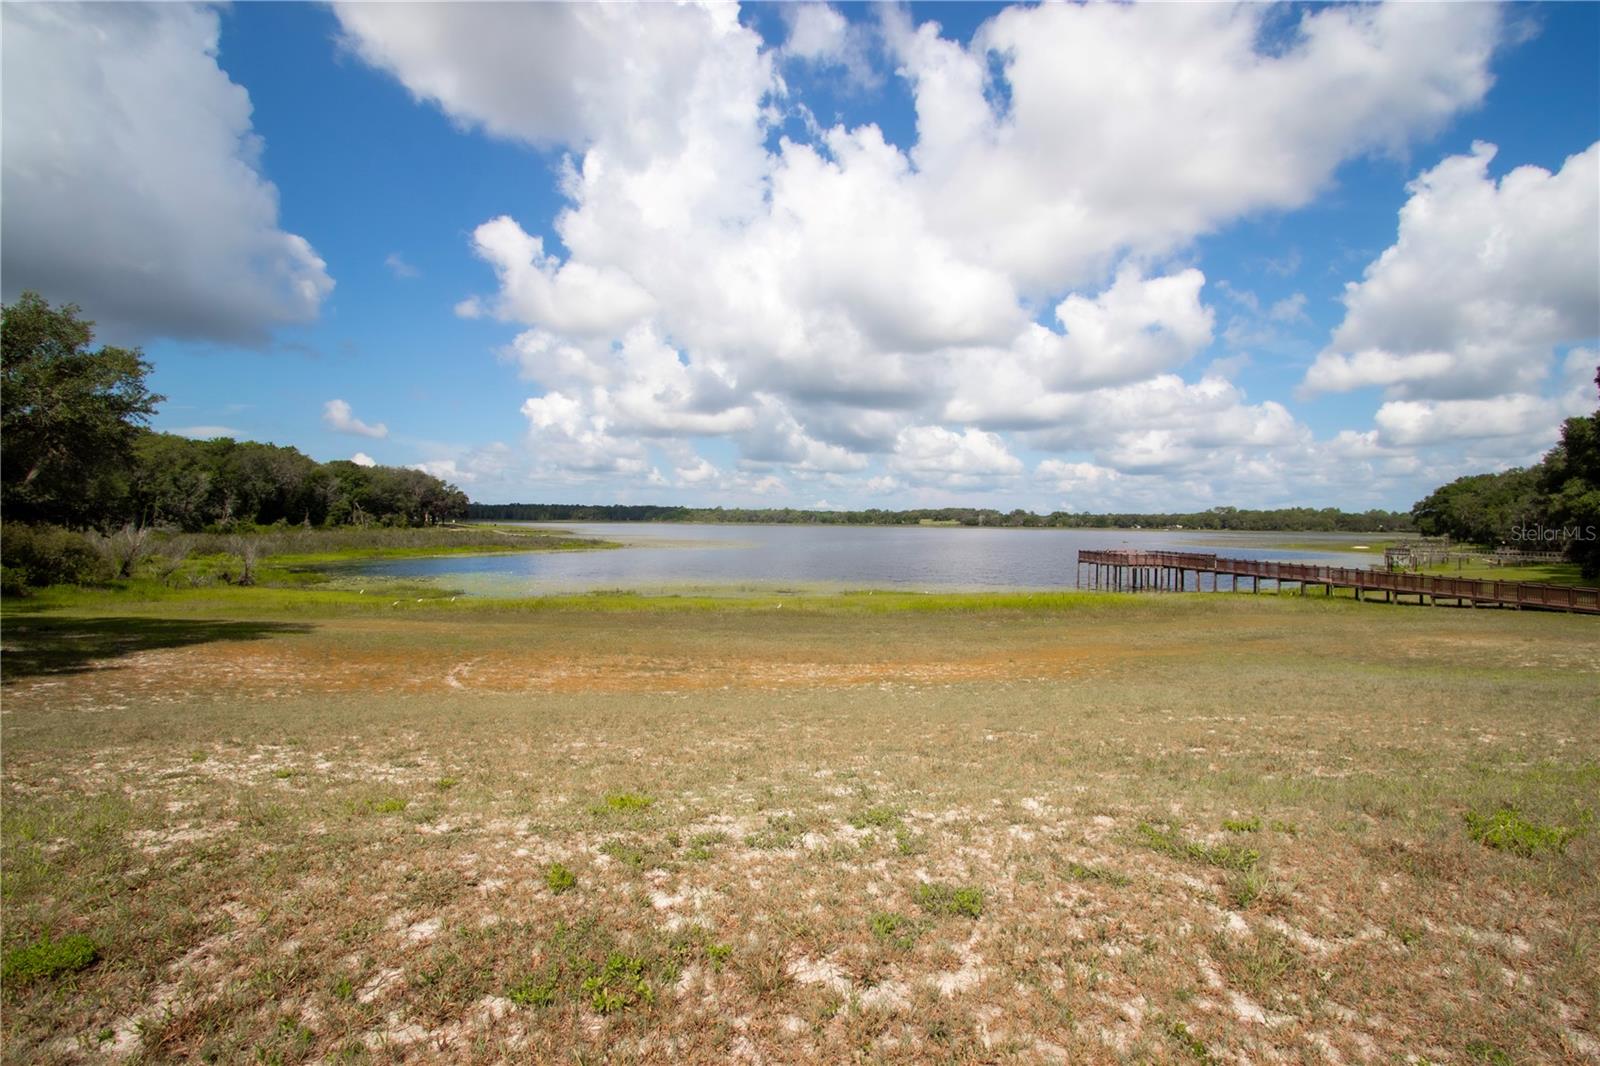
323 399 389 440
1305 141 1600 400
1 3 334 345
331 1 1540 507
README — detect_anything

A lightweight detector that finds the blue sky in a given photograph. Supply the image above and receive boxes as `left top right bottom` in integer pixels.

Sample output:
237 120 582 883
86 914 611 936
3 2 1596 511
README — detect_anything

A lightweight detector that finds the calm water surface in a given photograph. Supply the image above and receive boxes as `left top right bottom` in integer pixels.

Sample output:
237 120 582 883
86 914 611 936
348 524 1385 596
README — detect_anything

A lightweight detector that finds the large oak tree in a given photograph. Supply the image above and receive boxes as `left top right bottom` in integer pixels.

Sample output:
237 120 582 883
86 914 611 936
1 293 163 527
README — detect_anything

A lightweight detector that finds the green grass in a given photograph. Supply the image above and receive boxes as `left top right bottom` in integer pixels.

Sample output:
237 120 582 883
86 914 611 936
868 912 920 949
544 863 577 895
580 953 654 1014
7 580 1199 619
1164 1018 1218 1063
1063 860 1131 886
595 792 654 814
1465 1041 1515 1064
2 934 98 984
1420 560 1587 586
505 968 560 1009
913 883 985 918
848 805 903 830
745 814 808 851
1136 822 1261 871
1225 869 1268 909
1463 806 1579 856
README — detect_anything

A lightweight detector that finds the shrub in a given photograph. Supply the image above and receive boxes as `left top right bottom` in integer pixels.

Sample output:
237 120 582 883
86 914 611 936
0 523 107 593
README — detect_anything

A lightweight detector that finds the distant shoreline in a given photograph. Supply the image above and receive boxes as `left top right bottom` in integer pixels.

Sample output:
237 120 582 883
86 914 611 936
466 503 1413 535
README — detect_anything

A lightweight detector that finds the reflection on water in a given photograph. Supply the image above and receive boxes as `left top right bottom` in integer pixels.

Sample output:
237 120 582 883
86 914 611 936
344 523 1385 596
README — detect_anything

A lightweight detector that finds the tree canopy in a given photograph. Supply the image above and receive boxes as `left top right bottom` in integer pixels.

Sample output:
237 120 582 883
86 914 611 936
1 292 162 526
2 291 467 532
127 435 468 531
467 502 1413 532
1411 364 1600 578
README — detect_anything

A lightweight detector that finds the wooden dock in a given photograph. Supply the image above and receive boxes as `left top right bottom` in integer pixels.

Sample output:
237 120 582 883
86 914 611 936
1076 549 1600 615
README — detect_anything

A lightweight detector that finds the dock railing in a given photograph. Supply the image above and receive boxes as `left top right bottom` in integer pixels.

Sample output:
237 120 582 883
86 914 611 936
1076 549 1599 615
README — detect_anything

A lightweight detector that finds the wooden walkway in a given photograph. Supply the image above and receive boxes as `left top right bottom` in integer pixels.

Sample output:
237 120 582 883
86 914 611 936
1076 549 1600 615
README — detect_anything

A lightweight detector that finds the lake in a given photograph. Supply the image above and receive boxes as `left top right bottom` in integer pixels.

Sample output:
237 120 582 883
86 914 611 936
346 523 1388 596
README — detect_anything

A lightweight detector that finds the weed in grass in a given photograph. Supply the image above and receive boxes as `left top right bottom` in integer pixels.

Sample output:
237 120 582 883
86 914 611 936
705 943 732 970
545 863 577 895
599 838 661 871
746 813 807 850
1464 806 1578 856
1164 1018 1217 1064
503 917 668 1015
1465 1041 1514 1065
849 806 902 830
684 830 727 861
1269 820 1299 835
1393 924 1425 948
1222 816 1262 833
595 792 654 814
366 797 407 815
1 934 98 983
581 953 654 1014
1136 821 1260 871
1216 930 1301 1004
740 941 791 996
331 976 355 1001
1064 861 1131 887
506 965 561 1009
893 826 926 856
869 912 920 949
272 768 296 780
433 777 459 791
400 869 461 908
914 882 985 918
1226 868 1267 910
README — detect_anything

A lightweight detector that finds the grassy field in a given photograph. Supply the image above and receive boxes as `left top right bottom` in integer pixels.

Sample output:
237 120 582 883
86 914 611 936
1418 559 1589 586
2 588 1597 1063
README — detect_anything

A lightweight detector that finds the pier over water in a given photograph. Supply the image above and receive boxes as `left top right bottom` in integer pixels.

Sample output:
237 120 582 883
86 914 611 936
1076 550 1600 615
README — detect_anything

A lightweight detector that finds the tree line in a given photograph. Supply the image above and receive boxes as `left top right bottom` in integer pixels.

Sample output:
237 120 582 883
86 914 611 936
2 292 468 533
468 502 1414 532
1410 366 1600 577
